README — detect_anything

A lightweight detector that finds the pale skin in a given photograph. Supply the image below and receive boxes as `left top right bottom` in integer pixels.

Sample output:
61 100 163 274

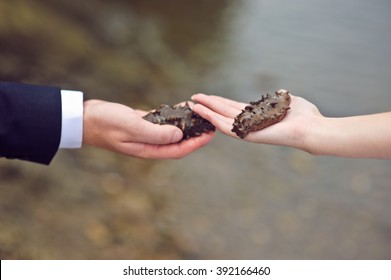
82 99 215 159
191 93 391 159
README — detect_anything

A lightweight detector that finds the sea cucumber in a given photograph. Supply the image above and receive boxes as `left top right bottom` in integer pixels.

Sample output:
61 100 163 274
232 89 291 138
143 102 215 140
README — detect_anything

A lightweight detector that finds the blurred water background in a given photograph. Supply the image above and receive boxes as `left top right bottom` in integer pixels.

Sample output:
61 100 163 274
0 0 390 259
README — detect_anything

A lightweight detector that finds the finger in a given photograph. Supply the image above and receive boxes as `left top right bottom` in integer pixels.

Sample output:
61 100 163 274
132 120 184 145
134 109 149 117
193 104 239 138
150 131 215 159
201 94 247 111
191 94 244 118
119 132 215 159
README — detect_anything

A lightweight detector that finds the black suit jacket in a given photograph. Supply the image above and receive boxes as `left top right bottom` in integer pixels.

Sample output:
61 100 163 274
0 81 62 164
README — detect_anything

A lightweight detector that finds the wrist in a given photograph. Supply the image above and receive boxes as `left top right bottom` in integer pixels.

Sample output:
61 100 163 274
301 115 330 156
82 99 103 146
305 116 353 157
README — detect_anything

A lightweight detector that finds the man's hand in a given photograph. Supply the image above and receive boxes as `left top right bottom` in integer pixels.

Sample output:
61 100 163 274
82 100 215 159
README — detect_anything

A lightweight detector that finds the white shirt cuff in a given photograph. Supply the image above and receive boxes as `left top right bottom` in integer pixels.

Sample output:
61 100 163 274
59 90 84 149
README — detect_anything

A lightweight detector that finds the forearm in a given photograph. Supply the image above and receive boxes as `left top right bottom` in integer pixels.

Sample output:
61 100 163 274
306 112 391 159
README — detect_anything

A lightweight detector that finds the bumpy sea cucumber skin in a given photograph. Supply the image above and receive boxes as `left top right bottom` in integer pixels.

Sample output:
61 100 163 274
232 89 291 138
143 103 215 140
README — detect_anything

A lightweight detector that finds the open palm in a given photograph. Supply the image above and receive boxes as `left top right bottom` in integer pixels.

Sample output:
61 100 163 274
192 93 322 151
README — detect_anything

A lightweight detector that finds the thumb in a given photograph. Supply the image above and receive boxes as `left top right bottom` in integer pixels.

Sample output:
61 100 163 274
135 121 183 144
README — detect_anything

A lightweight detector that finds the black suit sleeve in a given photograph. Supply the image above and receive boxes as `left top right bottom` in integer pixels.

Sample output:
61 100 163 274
0 81 62 165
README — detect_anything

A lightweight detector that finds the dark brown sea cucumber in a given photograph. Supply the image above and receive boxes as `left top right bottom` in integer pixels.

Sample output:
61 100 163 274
143 102 215 140
232 89 291 138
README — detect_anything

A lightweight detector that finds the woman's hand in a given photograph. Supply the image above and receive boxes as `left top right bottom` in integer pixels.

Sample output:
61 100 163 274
192 93 321 152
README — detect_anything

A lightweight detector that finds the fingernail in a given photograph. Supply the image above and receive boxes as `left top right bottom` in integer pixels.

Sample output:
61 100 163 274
191 93 204 100
172 130 182 143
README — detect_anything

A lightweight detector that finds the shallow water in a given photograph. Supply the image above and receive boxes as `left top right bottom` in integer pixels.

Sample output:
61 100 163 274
0 0 390 259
